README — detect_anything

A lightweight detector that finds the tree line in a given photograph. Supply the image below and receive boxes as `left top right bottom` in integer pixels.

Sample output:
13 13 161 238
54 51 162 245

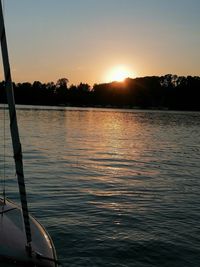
0 75 199 110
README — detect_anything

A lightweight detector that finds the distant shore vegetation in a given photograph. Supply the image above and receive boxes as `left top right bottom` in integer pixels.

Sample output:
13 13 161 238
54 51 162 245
0 74 200 111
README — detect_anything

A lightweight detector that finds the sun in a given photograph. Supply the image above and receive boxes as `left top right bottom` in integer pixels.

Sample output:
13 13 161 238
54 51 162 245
106 65 134 82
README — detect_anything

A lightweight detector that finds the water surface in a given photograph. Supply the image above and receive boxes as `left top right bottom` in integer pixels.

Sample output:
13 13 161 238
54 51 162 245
0 107 200 266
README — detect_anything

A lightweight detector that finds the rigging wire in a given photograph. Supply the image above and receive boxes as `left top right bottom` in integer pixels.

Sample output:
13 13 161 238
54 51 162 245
3 87 6 204
0 0 33 246
2 0 6 204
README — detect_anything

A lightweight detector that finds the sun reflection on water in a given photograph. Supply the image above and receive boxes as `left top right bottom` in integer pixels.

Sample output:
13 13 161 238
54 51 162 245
2 107 200 266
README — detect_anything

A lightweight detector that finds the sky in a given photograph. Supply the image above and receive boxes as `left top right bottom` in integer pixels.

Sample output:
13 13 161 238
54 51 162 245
1 0 200 85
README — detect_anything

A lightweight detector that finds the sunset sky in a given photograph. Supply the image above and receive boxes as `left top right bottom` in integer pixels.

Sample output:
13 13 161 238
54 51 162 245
1 0 200 85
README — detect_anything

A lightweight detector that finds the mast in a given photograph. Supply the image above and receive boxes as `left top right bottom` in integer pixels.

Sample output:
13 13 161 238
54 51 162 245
0 0 32 249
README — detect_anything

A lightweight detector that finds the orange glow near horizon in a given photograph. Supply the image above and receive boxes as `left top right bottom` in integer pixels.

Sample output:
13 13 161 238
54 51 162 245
105 65 136 83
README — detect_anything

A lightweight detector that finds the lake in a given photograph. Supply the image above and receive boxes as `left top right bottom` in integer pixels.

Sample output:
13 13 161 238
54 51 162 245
0 106 200 267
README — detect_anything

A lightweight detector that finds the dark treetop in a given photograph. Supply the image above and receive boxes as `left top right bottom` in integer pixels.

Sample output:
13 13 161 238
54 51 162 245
0 75 200 111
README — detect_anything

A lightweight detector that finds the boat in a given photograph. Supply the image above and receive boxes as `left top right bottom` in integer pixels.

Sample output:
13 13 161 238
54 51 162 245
0 1 58 266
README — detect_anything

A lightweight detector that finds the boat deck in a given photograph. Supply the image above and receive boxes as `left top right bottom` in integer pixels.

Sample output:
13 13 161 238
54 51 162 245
0 198 58 267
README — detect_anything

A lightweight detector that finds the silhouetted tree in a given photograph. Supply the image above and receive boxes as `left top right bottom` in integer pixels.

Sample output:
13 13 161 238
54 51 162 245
55 78 69 105
56 78 69 89
0 75 199 110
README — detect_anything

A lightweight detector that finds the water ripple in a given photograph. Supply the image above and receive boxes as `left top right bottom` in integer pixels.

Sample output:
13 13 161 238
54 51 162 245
0 108 200 266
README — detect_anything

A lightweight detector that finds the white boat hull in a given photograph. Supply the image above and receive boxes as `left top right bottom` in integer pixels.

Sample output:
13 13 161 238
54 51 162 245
0 198 58 267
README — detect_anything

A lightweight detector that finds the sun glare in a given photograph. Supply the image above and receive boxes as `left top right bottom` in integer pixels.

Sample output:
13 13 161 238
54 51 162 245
106 65 134 82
